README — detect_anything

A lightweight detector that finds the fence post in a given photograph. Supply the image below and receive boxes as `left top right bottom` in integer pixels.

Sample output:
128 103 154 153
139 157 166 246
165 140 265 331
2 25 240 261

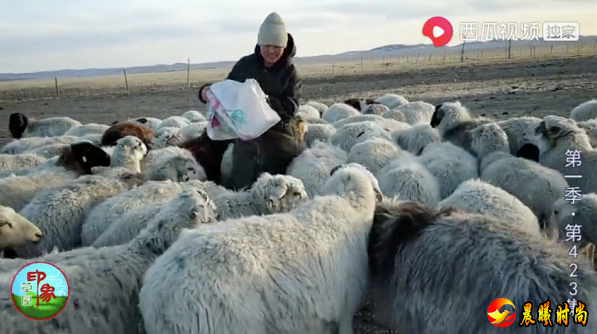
331 64 335 76
550 45 553 54
460 41 466 63
54 77 59 98
507 39 512 59
529 44 533 58
123 70 129 93
442 52 446 64
360 56 363 72
186 58 191 89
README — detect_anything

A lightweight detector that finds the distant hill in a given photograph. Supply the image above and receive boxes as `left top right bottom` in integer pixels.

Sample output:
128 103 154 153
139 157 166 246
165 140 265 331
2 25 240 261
1 35 594 82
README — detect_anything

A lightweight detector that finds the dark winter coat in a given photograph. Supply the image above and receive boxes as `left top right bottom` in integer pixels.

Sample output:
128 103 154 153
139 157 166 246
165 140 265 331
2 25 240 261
197 33 305 190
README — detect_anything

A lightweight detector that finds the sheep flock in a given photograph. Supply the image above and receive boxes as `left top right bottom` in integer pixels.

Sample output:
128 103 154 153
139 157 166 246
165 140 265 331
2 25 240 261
0 95 597 334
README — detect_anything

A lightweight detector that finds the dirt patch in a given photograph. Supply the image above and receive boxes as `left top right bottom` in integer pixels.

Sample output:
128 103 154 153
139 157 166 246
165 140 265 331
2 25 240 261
0 55 596 333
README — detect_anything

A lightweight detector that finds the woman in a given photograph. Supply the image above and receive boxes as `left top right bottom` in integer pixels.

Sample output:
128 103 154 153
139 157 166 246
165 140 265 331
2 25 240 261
196 12 304 190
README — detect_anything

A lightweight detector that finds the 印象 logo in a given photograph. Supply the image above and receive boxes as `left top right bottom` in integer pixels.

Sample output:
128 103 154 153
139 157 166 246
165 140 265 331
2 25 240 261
487 298 517 327
11 262 69 320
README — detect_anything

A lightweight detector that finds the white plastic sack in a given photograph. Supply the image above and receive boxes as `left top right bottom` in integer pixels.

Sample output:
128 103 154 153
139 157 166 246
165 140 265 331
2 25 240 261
206 79 281 141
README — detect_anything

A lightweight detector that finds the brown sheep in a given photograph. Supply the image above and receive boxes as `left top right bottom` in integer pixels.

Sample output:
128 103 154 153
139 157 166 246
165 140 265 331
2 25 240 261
55 142 111 175
101 121 155 149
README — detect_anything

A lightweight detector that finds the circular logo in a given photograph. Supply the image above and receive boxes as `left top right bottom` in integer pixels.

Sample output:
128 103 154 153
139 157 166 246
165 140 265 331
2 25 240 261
10 262 69 320
487 298 517 327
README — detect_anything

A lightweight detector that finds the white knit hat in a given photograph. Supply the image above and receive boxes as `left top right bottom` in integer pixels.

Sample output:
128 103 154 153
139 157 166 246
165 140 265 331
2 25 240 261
257 12 288 47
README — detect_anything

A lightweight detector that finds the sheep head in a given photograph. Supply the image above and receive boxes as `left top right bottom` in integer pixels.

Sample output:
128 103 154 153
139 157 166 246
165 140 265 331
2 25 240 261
430 101 469 133
115 135 148 162
330 163 383 202
57 141 111 174
0 205 43 249
8 112 29 139
252 173 308 213
526 116 584 152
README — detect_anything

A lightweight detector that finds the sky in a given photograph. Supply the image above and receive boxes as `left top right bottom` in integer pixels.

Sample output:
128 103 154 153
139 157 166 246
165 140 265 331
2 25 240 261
1 0 595 73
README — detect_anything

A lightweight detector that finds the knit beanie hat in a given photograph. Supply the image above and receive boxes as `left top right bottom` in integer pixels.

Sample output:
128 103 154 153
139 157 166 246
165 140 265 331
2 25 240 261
257 12 288 47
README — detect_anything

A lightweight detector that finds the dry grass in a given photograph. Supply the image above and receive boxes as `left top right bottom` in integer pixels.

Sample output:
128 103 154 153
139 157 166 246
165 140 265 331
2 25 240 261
0 41 595 101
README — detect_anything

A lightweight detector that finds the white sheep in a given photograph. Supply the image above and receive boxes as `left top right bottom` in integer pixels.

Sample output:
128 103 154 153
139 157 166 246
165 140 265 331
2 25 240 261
382 101 435 125
0 153 46 172
367 200 597 333
329 121 394 152
211 172 307 220
287 140 348 198
439 179 540 235
177 122 207 142
142 146 206 182
23 143 71 158
9 113 82 139
394 123 441 154
305 100 328 116
495 116 541 155
322 102 360 123
15 174 141 258
296 104 321 121
347 137 401 176
90 179 231 247
363 103 390 116
333 114 410 136
0 205 43 249
416 141 478 199
303 123 336 147
0 188 217 334
578 119 597 147
91 135 148 176
181 110 207 123
130 116 162 131
469 123 569 225
570 99 597 122
139 165 378 334
220 144 234 184
550 193 597 244
63 123 110 137
523 115 597 193
80 180 184 246
157 116 191 130
374 93 409 109
0 135 78 155
376 158 441 206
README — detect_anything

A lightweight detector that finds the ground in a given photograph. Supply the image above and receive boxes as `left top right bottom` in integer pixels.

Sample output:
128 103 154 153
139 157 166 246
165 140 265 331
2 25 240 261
0 48 596 332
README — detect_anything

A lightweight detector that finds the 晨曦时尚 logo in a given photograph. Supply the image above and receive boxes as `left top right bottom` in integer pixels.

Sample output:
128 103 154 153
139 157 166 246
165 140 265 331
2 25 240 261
11 262 69 320
487 298 517 327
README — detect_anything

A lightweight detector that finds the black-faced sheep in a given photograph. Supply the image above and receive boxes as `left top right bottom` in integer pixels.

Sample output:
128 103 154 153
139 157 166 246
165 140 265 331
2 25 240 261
363 103 390 116
131 116 162 131
56 141 111 175
343 98 380 113
367 200 597 333
523 115 597 193
180 132 231 183
0 188 216 334
8 112 82 139
430 101 492 154
495 116 541 155
139 165 379 334
100 121 155 149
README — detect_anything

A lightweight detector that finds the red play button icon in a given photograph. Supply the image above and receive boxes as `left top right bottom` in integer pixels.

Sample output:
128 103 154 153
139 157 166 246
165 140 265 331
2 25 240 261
422 16 453 47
